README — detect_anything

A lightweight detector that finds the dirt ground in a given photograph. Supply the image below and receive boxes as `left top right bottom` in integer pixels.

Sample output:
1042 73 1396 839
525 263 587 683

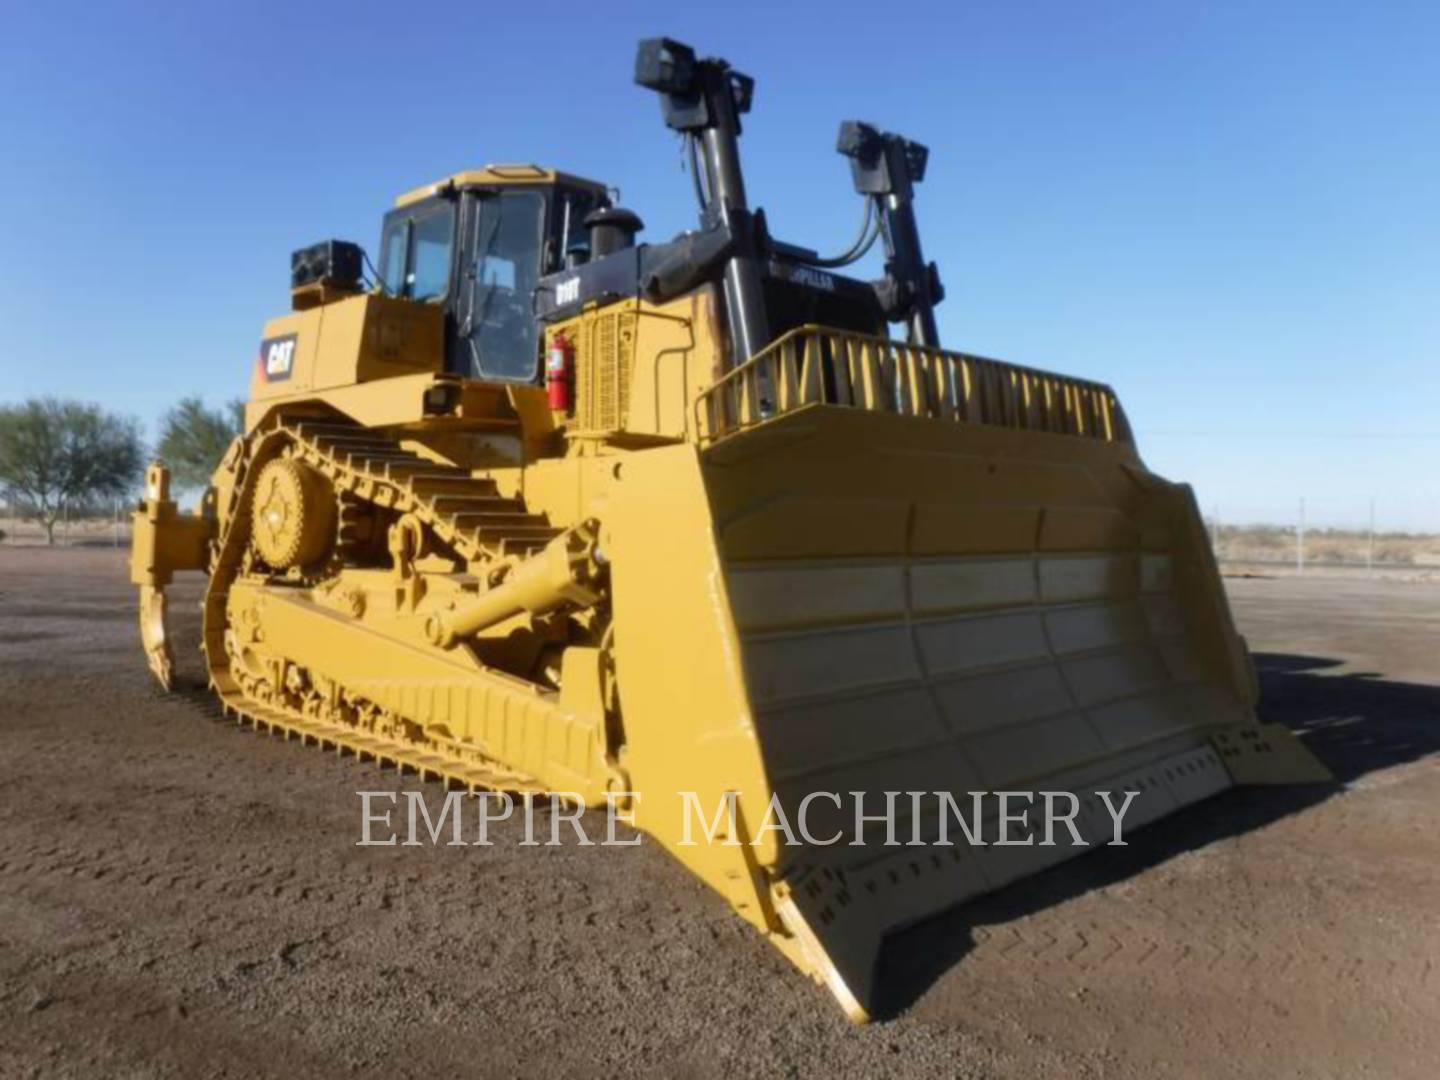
1 548 1437 1079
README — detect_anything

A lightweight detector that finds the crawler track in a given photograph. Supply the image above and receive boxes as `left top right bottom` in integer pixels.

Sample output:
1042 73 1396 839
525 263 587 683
200 416 563 792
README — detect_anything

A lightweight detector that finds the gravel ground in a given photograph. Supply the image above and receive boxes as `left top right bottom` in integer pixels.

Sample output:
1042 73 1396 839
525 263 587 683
1 549 1437 1078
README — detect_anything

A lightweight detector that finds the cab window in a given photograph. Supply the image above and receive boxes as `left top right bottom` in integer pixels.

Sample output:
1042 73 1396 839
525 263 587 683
455 191 545 381
379 202 456 301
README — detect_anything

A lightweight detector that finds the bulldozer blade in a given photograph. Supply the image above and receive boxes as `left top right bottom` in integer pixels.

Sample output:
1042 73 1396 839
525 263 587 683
603 405 1329 1021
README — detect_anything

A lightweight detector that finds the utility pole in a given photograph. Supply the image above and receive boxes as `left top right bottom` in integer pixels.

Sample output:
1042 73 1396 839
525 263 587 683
1297 498 1306 575
1367 497 1375 572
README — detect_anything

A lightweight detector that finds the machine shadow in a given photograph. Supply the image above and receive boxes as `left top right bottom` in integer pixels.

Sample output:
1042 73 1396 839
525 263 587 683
870 652 1440 1019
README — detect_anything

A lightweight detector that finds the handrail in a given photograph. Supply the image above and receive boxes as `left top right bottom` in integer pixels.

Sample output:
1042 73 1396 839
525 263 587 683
694 325 1132 446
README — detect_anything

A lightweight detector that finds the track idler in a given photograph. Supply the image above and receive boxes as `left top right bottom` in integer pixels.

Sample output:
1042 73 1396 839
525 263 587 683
425 520 606 648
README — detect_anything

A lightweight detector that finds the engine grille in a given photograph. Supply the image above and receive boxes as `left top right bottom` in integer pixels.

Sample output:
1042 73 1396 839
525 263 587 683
577 310 637 432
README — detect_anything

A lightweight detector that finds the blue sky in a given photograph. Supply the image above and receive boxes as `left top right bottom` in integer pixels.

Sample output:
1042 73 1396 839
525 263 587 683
1 1 1437 527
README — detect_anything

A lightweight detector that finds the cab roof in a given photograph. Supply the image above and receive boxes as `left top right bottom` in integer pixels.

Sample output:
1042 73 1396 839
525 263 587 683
393 164 608 208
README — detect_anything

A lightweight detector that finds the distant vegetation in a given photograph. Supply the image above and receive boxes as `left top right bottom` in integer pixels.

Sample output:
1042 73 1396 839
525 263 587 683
0 394 244 546
1210 523 1440 567
156 396 244 490
0 398 144 544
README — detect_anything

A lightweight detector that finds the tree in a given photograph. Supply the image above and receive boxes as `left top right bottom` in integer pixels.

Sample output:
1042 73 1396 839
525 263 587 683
0 398 145 544
156 396 244 491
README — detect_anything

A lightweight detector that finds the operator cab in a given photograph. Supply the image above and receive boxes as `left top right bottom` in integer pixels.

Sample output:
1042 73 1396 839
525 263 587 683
377 166 607 383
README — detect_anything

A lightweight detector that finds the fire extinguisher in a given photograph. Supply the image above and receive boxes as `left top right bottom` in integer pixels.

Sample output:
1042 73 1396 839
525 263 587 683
546 332 573 414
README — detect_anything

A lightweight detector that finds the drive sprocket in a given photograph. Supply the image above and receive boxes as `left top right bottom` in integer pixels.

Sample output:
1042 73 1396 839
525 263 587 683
249 456 336 570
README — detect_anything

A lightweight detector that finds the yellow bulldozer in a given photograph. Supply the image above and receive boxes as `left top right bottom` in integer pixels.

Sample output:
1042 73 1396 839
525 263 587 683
131 38 1327 1021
